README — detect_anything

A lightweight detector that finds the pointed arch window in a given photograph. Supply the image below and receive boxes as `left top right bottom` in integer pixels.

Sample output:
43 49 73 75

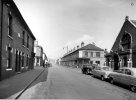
120 33 131 50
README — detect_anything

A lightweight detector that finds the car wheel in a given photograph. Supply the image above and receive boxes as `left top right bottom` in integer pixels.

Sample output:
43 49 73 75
92 74 95 77
130 85 136 92
87 69 90 74
101 76 104 81
110 78 114 84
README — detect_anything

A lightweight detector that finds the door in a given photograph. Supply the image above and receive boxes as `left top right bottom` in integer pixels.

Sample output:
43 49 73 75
18 51 21 72
15 50 18 72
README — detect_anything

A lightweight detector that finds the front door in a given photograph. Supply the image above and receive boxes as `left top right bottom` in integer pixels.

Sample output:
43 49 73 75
114 54 119 70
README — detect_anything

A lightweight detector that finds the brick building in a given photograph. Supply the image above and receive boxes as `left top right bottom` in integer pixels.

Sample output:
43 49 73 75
0 0 36 80
61 43 105 68
105 16 136 70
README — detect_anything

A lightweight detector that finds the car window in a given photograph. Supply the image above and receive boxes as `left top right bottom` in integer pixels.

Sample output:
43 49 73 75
117 69 124 73
102 67 110 71
125 69 132 75
95 67 101 70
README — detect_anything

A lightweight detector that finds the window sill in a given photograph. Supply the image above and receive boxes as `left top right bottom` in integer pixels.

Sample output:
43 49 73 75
6 68 12 71
8 35 13 40
22 45 25 47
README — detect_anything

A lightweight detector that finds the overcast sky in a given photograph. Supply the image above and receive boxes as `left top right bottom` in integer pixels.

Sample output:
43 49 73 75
14 0 136 59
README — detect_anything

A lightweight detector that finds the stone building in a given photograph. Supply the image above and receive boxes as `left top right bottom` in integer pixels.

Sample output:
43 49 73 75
0 0 36 80
61 43 105 68
105 16 136 70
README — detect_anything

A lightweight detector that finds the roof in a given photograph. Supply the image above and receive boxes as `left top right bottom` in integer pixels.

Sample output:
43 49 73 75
79 44 104 51
3 0 36 40
130 20 136 27
62 43 104 58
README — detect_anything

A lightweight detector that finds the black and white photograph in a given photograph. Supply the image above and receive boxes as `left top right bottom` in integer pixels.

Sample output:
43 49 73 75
0 0 136 99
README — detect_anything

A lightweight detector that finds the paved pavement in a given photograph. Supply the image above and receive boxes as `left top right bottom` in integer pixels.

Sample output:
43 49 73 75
0 66 47 99
19 64 136 100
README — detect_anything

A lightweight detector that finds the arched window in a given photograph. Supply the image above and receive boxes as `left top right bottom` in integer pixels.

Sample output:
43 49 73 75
120 33 131 50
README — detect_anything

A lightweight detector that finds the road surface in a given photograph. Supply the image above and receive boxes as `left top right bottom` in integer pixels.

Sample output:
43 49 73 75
20 64 136 100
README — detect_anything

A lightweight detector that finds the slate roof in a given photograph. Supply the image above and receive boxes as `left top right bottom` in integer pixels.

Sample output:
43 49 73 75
130 20 136 27
62 43 104 58
79 43 104 51
131 20 136 26
3 0 36 40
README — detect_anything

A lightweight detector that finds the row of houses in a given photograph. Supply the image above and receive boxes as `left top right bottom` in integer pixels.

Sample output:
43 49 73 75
0 0 47 81
61 16 136 70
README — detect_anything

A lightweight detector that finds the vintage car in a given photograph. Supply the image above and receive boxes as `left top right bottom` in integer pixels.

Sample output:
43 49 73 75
92 66 113 81
81 64 95 75
108 67 136 92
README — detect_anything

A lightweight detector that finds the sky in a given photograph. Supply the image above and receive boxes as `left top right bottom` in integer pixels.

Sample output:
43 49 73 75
14 0 136 59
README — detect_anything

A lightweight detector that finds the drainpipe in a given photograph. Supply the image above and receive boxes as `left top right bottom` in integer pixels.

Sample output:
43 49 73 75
0 0 3 81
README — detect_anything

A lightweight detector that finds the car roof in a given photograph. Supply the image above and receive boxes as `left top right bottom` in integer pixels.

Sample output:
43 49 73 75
120 67 136 73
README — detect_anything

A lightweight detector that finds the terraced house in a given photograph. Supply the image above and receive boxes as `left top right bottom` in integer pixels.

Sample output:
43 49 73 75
0 0 36 80
61 42 105 68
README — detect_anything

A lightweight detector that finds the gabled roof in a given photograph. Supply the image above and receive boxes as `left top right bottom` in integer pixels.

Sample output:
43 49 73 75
79 43 104 51
3 0 36 40
130 20 136 28
62 43 104 58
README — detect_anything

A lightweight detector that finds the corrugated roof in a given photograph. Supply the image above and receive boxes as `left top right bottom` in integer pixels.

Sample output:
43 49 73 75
79 43 104 51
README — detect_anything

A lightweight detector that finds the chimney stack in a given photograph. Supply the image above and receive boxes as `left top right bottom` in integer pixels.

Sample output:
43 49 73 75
81 42 84 47
125 16 129 21
77 45 79 49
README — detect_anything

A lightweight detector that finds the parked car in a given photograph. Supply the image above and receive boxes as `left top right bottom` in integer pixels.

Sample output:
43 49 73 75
108 67 136 92
81 64 94 75
92 66 113 81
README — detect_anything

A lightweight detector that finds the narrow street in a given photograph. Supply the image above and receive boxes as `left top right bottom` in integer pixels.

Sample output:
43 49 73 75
19 64 136 100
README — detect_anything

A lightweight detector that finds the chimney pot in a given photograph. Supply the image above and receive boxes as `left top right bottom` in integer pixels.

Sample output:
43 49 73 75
125 16 129 21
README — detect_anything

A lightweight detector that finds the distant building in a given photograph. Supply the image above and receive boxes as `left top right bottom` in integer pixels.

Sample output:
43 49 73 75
34 45 43 66
0 0 36 80
105 16 136 70
61 43 105 68
34 45 47 66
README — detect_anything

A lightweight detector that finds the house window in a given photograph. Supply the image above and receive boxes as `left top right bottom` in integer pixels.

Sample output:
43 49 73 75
7 47 12 68
96 52 100 57
27 35 29 48
91 52 93 57
8 11 13 37
84 51 88 57
120 33 131 50
22 31 25 45
95 61 100 65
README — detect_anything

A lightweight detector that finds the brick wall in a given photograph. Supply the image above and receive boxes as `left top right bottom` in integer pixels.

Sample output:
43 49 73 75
1 1 35 80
